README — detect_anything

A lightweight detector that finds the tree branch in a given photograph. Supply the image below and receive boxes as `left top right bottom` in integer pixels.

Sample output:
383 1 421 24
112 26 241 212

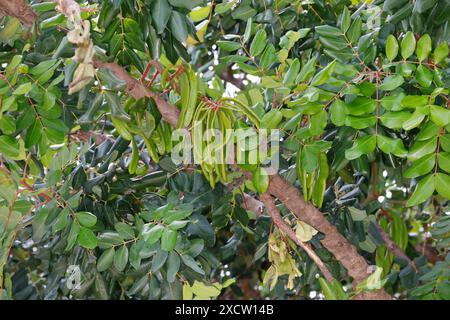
261 173 392 300
375 223 415 268
0 0 36 26
260 193 334 282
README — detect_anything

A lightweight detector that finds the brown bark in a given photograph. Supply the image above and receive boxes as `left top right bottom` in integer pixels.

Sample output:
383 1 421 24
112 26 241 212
264 174 391 300
93 60 180 128
375 223 415 268
0 0 36 26
260 193 334 282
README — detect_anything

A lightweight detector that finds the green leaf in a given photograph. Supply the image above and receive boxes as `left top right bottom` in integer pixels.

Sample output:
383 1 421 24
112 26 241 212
151 250 168 272
408 138 437 161
435 173 450 199
170 11 188 43
439 152 450 173
114 245 129 271
97 248 115 272
430 105 450 127
380 75 404 91
77 227 98 249
261 109 283 129
416 65 433 88
168 220 189 230
242 18 253 44
114 222 135 240
406 174 435 207
296 57 316 82
188 6 211 22
330 99 346 126
403 107 428 131
345 135 377 160
344 97 376 116
32 207 50 242
253 167 269 193
217 41 241 52
75 211 97 228
376 135 407 157
13 82 32 95
180 254 205 275
25 119 43 148
152 0 172 34
310 60 336 86
339 7 351 32
380 111 412 129
65 221 80 252
142 224 164 244
166 252 181 283
345 115 376 129
280 30 308 50
283 58 300 85
416 34 432 62
250 29 267 57
161 228 178 251
401 31 416 59
433 42 449 64
231 5 257 20
386 35 399 62
404 153 435 178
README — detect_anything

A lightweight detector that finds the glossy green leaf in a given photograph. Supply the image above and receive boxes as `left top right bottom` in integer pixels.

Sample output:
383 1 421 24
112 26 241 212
75 211 97 228
401 31 416 59
416 34 432 62
152 0 172 34
310 60 336 86
404 153 435 178
433 42 449 64
250 29 267 57
113 245 129 271
253 167 269 193
406 174 435 207
430 105 450 127
377 135 407 157
161 228 178 251
97 248 115 272
345 135 377 160
380 75 404 91
77 227 98 249
386 35 399 61
408 138 437 161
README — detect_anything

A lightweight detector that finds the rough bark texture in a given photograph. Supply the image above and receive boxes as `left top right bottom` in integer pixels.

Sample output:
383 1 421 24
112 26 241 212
0 0 36 25
260 193 334 282
93 60 180 128
265 174 391 300
375 223 414 267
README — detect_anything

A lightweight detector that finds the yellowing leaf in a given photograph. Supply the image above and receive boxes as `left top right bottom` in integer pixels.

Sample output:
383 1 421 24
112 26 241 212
295 220 318 242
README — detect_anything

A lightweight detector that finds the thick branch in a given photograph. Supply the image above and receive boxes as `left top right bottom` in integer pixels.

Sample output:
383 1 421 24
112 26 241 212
93 60 180 128
375 223 414 267
0 0 36 26
262 174 391 300
260 193 334 282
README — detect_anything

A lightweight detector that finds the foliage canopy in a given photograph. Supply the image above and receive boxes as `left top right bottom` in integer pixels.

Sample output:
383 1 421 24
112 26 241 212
0 0 449 300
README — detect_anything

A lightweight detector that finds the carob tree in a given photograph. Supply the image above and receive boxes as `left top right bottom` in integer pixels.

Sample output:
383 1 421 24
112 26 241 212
0 0 449 300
